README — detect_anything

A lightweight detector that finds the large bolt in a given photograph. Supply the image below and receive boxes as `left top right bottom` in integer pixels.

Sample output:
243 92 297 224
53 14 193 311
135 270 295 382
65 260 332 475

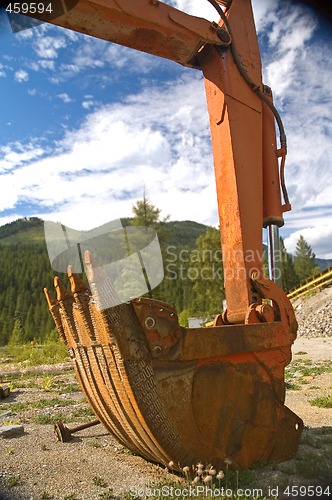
152 345 162 356
217 28 231 44
54 419 100 442
256 303 275 323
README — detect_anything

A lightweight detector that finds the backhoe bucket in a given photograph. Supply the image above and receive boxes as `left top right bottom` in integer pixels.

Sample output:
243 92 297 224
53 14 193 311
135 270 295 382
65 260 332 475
44 256 303 471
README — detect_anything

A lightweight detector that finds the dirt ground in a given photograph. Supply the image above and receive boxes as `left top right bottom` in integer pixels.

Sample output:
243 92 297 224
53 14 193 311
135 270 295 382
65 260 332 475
0 335 331 500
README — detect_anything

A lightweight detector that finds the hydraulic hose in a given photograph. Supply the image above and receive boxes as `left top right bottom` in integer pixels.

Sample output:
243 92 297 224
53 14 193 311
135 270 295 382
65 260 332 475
206 0 289 203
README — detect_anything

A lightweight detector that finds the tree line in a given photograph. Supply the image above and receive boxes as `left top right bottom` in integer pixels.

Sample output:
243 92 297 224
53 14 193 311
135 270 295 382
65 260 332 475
0 201 321 345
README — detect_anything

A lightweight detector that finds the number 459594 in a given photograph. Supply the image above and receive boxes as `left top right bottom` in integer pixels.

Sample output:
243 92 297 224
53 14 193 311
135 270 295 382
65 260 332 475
6 3 53 14
283 485 330 497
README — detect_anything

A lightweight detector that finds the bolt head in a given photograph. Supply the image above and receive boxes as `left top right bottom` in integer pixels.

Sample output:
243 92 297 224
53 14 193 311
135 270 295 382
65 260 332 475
217 28 231 44
145 316 156 329
152 345 162 356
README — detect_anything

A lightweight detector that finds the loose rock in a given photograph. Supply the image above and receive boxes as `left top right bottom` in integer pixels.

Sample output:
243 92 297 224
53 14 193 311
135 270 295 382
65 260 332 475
0 424 24 438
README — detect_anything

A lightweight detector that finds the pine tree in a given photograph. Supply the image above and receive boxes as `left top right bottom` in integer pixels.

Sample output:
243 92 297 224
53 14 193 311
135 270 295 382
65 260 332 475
280 238 300 292
131 193 162 228
191 227 225 318
9 319 23 345
294 235 320 283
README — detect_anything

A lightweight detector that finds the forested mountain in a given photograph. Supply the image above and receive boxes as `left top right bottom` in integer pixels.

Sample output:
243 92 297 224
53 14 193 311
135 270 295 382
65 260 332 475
0 217 209 345
0 216 45 243
316 258 332 271
0 217 330 345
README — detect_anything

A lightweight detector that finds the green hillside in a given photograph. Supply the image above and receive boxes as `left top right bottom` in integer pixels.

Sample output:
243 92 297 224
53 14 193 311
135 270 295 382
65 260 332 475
0 217 210 345
0 217 45 244
316 258 332 271
0 217 329 346
0 217 207 248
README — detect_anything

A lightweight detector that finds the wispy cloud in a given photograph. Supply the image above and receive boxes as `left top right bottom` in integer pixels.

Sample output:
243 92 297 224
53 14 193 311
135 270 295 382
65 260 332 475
30 59 56 71
33 35 67 59
57 93 72 103
0 142 44 172
14 69 29 82
82 100 97 109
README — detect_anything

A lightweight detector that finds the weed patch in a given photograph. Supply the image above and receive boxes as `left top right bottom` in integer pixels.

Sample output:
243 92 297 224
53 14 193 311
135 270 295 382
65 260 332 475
5 475 21 488
93 476 108 488
309 394 332 408
1 341 68 366
32 412 66 425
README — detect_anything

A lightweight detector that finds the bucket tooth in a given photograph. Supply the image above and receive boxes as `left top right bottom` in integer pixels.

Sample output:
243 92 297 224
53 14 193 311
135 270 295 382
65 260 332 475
68 267 97 342
83 250 122 311
54 276 73 302
43 287 67 345
68 265 89 294
53 276 79 344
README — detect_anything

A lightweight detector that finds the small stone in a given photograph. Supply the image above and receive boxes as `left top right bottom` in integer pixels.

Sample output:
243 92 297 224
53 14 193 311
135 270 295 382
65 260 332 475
0 385 10 398
0 424 25 438
0 410 13 419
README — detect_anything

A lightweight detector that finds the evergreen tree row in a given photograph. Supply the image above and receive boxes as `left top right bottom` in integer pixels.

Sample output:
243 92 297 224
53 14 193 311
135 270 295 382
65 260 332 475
0 243 56 345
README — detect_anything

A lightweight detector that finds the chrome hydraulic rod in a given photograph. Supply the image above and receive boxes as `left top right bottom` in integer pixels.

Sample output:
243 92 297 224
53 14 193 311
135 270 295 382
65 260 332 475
268 225 282 287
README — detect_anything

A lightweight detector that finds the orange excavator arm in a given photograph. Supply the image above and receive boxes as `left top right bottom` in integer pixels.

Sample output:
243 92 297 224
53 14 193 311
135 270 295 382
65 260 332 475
26 0 288 321
36 0 303 470
22 0 230 68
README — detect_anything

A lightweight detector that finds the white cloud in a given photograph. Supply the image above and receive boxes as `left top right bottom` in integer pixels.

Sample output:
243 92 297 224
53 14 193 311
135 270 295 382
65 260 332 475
57 93 72 103
0 142 44 172
14 69 29 82
284 222 332 260
164 0 219 22
251 0 277 32
33 36 67 59
262 3 318 99
31 59 56 71
0 177 19 211
82 100 96 109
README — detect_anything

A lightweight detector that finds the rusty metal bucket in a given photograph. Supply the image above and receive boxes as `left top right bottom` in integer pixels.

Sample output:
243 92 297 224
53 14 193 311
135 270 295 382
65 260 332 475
44 253 303 471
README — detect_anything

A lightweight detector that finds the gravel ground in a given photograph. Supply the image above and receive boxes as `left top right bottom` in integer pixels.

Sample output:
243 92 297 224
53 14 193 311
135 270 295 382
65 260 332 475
293 285 332 337
0 289 331 500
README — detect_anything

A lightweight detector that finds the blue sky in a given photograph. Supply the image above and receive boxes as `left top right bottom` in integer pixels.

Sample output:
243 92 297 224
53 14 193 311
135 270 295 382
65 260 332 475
0 0 331 258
